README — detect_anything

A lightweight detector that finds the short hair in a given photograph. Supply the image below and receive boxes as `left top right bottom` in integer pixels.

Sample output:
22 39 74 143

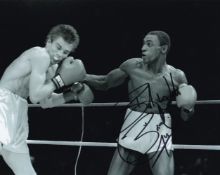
46 24 80 49
147 31 171 53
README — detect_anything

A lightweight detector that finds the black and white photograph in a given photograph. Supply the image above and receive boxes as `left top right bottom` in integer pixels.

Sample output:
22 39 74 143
0 0 219 174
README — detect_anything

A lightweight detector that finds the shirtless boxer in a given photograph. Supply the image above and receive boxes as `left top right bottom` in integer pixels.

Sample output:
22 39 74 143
85 31 197 175
0 24 93 175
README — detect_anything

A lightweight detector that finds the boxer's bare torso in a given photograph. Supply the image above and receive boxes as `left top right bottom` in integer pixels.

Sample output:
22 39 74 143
0 47 53 99
121 58 187 113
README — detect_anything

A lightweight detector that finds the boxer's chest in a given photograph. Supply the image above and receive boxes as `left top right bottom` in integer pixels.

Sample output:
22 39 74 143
128 69 178 102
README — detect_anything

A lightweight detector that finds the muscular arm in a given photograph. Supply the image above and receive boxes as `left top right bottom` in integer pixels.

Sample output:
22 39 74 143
29 50 56 104
176 69 188 85
85 68 128 91
84 74 107 90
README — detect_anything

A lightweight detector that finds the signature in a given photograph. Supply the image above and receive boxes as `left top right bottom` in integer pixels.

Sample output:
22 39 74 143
116 73 178 167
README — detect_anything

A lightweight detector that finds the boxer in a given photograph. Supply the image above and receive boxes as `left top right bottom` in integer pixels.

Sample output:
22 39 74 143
0 24 93 175
85 30 197 175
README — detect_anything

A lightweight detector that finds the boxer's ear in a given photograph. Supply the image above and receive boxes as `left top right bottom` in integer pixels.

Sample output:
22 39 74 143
161 45 168 54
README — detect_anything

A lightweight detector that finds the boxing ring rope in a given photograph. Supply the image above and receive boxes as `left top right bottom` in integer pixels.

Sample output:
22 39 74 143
26 140 220 151
27 100 220 151
28 99 220 108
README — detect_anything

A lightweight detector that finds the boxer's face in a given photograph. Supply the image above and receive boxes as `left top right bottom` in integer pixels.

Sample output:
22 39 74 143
46 36 75 65
141 34 162 64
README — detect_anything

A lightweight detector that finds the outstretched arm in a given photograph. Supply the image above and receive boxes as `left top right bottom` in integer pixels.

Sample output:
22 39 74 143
85 68 128 91
84 74 107 90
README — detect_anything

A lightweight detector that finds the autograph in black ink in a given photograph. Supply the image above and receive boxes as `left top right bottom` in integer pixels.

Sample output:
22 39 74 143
115 73 179 167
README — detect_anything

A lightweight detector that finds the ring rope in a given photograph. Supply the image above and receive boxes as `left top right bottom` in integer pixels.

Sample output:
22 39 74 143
27 140 116 147
26 140 220 150
27 101 220 151
28 100 220 108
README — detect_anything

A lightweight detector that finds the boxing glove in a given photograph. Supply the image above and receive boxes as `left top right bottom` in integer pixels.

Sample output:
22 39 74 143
176 83 197 111
70 82 94 105
52 57 86 89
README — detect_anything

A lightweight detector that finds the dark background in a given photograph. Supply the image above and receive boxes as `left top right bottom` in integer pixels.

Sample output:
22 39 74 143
0 0 220 174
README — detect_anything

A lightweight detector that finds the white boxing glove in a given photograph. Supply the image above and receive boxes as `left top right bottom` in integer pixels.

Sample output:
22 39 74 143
52 57 86 89
176 83 197 111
